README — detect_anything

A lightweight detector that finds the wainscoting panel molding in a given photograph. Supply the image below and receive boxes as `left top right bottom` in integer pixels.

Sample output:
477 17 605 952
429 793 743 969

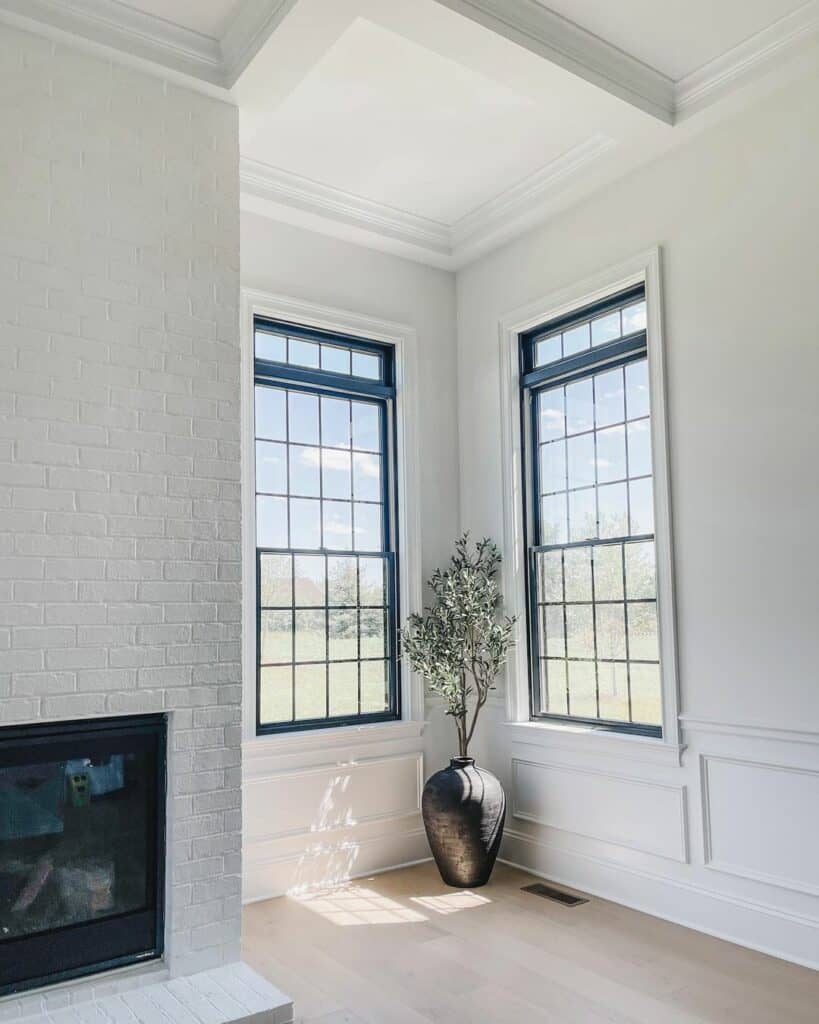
510 758 688 863
702 754 819 896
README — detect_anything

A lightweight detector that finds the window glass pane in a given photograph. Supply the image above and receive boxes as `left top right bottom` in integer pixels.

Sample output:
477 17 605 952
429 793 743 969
255 386 286 441
322 448 352 500
321 344 350 375
289 338 319 368
328 608 357 659
540 494 567 545
628 602 659 661
625 541 656 600
354 503 382 552
627 419 652 478
256 441 287 494
295 609 326 663
593 544 623 601
288 445 320 497
255 331 286 363
629 477 654 535
260 610 291 663
591 312 620 346
622 301 647 334
328 662 358 717
539 440 565 494
543 606 565 658
323 500 352 550
535 334 561 366
563 322 590 356
257 495 287 548
596 425 626 483
353 452 381 501
294 664 326 720
352 402 380 452
321 396 350 449
360 609 385 659
565 605 594 658
290 497 321 549
563 546 591 602
567 434 595 489
544 660 568 715
360 660 388 713
596 604 626 659
629 663 661 725
537 550 563 603
538 387 565 441
327 556 357 605
626 359 650 419
294 555 324 606
569 488 596 542
597 662 629 722
597 482 628 539
359 557 386 606
567 661 596 718
260 553 292 607
565 379 594 435
352 351 381 380
594 368 625 428
288 392 319 445
259 666 293 725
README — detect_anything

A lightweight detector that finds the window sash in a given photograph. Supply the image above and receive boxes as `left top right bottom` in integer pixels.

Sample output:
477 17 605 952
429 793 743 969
253 320 400 735
520 287 662 738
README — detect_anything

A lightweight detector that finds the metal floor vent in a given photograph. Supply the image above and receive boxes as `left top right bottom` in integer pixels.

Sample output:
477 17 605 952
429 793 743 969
522 882 589 907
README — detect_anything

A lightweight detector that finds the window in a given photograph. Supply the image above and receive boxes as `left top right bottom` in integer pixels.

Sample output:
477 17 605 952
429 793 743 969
520 284 663 736
253 319 399 734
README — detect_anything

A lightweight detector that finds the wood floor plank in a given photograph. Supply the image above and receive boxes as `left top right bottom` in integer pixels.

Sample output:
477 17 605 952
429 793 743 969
242 862 819 1024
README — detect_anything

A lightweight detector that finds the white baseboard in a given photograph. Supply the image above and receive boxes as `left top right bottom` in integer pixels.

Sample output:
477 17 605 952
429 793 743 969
500 828 819 971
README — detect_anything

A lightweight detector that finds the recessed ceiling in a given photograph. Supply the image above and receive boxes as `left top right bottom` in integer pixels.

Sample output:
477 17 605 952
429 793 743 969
236 0 648 226
537 0 810 80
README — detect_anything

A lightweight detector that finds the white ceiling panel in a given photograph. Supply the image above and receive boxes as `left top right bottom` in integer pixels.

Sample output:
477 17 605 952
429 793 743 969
115 0 244 39
535 0 808 79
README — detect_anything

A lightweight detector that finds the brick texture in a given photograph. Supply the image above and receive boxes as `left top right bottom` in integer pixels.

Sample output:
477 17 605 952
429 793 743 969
0 24 241 1017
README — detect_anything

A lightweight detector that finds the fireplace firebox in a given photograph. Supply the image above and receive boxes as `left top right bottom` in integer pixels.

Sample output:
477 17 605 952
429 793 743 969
0 714 166 996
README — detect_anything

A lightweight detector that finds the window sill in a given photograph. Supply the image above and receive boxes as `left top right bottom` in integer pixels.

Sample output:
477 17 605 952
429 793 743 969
502 719 684 768
243 718 427 776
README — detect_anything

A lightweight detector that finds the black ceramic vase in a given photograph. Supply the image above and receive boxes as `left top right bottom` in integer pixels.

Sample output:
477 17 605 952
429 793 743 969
421 757 505 888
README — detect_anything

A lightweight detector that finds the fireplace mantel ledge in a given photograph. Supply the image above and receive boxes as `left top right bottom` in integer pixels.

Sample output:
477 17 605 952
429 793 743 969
17 963 293 1024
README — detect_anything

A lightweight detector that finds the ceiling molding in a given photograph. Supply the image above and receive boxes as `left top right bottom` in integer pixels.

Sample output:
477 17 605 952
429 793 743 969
452 132 615 257
0 0 225 85
431 0 675 123
674 0 819 117
220 0 299 85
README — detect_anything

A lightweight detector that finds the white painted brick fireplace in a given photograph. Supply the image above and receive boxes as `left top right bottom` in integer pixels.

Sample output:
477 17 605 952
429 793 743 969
0 22 277 1021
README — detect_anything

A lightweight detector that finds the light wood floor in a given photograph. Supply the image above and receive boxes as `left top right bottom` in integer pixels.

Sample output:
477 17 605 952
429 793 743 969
243 861 819 1024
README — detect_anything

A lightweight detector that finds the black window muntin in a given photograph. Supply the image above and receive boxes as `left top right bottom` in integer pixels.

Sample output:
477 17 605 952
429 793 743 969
254 317 400 735
519 284 662 738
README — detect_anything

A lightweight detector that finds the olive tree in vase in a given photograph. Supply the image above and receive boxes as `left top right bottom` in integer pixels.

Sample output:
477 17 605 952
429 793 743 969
402 535 516 887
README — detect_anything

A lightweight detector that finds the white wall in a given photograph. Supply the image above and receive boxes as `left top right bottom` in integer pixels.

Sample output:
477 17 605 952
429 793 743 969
0 24 242 1018
456 66 819 967
240 213 459 899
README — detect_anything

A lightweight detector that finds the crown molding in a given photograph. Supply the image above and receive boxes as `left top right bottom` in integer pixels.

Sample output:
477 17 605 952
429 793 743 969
0 0 225 85
674 0 819 118
452 132 615 261
221 0 299 85
432 0 675 123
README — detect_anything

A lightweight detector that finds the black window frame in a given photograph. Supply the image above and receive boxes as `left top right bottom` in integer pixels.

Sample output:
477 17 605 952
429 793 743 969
519 284 663 739
254 316 401 736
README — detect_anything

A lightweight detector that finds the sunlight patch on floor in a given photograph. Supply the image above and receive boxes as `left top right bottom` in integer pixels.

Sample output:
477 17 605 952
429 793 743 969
293 884 428 926
409 890 492 915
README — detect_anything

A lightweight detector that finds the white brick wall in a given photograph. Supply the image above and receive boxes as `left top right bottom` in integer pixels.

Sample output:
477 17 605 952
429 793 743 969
0 24 242 1018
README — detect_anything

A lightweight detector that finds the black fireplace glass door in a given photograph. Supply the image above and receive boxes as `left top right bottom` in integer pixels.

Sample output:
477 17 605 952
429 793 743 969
0 715 166 995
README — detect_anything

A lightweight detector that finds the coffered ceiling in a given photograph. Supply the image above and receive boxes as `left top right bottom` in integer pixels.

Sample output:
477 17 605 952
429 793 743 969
2 0 816 266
